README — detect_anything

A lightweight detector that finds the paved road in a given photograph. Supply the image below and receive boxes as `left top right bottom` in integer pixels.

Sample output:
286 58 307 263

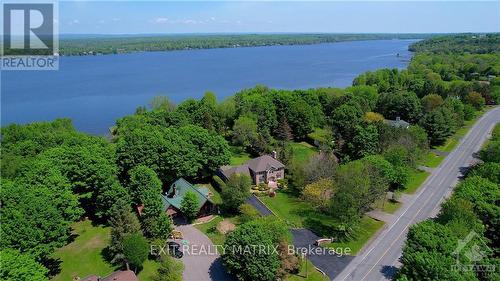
175 224 233 281
335 107 500 281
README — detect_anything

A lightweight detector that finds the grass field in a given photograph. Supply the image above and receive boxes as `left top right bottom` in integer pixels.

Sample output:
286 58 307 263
194 216 226 245
290 142 318 164
229 145 252 165
404 169 430 194
373 197 401 214
287 259 329 281
260 192 315 227
420 151 445 168
53 220 159 281
326 216 385 255
52 220 116 281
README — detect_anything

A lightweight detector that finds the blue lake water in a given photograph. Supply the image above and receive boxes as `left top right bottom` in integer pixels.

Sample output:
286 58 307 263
1 39 418 135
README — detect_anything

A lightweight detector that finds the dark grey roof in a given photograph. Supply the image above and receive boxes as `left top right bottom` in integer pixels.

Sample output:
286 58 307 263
220 164 250 179
246 155 285 173
385 118 410 128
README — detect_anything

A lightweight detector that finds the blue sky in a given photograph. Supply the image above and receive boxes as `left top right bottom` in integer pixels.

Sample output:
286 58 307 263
58 1 500 34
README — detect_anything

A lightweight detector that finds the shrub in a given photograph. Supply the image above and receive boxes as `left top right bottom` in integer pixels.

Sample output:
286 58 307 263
239 203 261 223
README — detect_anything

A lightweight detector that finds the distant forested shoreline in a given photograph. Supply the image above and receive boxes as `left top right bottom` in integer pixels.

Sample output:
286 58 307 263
57 33 435 56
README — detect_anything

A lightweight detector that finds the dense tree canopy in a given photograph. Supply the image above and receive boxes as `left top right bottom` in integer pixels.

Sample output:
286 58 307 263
0 249 48 281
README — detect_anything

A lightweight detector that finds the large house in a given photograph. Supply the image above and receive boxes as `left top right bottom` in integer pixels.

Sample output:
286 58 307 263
218 154 285 185
161 178 215 217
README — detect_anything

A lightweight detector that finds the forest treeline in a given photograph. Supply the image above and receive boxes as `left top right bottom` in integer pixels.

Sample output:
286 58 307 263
57 33 434 56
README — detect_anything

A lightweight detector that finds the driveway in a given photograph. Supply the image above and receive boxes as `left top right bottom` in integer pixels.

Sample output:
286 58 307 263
175 223 234 281
291 229 355 280
246 194 274 216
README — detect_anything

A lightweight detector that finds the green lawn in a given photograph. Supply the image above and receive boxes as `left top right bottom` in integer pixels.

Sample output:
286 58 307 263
434 138 459 153
194 216 226 245
290 142 318 164
53 220 159 281
372 197 401 214
287 259 329 281
325 216 384 255
137 259 160 281
420 151 445 168
52 220 116 281
229 145 252 165
260 192 315 227
404 169 430 194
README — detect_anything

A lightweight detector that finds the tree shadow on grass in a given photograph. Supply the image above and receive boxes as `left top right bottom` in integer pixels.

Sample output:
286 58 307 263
43 257 62 278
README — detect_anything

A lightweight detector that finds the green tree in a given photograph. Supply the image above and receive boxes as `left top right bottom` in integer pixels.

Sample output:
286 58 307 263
127 165 163 217
123 233 149 272
180 191 200 221
149 96 176 112
469 162 500 184
108 200 142 263
0 249 48 281
348 124 379 159
397 221 478 281
223 218 288 281
420 107 454 146
152 255 184 281
221 174 252 213
232 115 259 148
302 179 335 212
465 91 485 110
331 103 363 139
421 94 444 113
141 213 173 240
377 91 422 123
346 85 379 112
480 140 500 163
0 180 79 260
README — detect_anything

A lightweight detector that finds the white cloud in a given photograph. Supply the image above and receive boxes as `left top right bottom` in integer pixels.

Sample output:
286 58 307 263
151 17 169 24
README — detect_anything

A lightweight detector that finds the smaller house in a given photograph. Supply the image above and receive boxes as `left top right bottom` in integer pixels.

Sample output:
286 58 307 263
385 117 410 129
218 153 285 186
161 178 215 217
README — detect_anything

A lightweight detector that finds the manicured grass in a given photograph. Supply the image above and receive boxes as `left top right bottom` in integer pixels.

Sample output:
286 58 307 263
434 138 459 153
287 259 329 281
194 216 226 245
325 216 384 255
52 220 116 281
260 192 314 227
372 197 401 214
229 145 252 165
420 151 445 168
198 183 222 205
53 220 159 281
137 259 160 281
404 169 430 194
290 142 318 164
